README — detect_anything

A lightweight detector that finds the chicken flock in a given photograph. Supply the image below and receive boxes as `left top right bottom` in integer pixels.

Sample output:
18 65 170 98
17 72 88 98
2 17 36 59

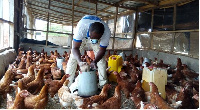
0 48 199 109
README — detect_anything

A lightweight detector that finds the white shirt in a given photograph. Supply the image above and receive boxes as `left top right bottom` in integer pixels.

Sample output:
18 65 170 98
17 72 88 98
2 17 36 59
73 15 111 48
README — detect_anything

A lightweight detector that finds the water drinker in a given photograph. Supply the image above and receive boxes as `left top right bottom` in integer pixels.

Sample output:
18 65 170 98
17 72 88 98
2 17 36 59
78 70 98 97
56 57 64 70
108 55 123 82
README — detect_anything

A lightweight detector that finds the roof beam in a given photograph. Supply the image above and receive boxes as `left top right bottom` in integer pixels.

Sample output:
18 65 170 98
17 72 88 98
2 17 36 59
27 2 107 22
34 16 69 25
33 12 80 24
28 6 81 23
121 0 159 6
138 0 194 12
52 0 115 15
102 10 134 20
97 0 136 10
27 6 80 20
33 13 68 22
27 2 86 17
32 10 74 21
77 0 83 5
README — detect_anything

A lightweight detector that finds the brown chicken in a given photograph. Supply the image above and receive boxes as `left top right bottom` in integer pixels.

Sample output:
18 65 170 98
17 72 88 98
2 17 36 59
131 64 142 81
179 79 193 96
171 68 185 84
49 51 54 60
85 55 92 65
95 85 121 109
113 71 135 98
182 64 199 79
7 89 29 109
133 54 140 67
18 47 24 56
192 93 199 109
63 51 70 61
26 50 32 58
80 84 112 109
26 68 45 95
175 80 195 109
139 57 144 66
143 103 157 109
0 69 15 97
62 61 68 72
24 84 49 109
125 53 133 61
155 59 170 68
193 80 199 92
45 74 70 98
53 50 60 60
26 56 32 69
16 65 36 94
165 82 179 104
149 82 172 109
17 56 26 69
62 51 68 58
37 63 51 74
113 50 118 55
175 87 195 109
50 62 62 79
176 58 183 70
130 80 145 109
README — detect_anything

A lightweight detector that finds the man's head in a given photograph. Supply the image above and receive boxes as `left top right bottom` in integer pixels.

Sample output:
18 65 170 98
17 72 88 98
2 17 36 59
89 22 105 39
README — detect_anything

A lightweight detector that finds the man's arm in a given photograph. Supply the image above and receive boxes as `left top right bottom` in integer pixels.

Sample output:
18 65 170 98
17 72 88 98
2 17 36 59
93 47 106 63
71 41 82 63
90 47 106 69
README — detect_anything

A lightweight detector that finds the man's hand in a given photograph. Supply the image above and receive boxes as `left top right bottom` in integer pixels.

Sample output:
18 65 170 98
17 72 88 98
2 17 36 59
90 62 97 70
79 62 90 72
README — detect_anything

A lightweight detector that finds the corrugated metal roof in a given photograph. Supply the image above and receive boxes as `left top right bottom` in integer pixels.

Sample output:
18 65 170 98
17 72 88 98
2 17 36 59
25 0 195 26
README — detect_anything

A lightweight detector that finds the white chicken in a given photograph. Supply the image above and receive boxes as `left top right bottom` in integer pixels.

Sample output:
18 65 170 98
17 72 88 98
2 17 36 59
73 92 84 109
58 80 81 109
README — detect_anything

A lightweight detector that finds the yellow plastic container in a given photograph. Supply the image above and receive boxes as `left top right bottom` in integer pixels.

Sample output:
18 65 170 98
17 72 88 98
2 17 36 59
108 55 123 82
142 67 167 99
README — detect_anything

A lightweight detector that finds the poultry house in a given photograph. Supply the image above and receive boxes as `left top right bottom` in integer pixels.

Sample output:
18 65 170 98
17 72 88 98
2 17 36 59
0 47 199 109
1 0 199 109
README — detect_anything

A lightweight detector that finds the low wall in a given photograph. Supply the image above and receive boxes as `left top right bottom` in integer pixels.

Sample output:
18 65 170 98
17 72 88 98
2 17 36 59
19 43 71 56
133 49 199 72
0 48 17 78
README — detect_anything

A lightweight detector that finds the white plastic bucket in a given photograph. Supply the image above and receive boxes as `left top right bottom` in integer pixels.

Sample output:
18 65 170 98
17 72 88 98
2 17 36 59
78 71 98 97
56 58 64 70
142 57 151 67
119 52 125 61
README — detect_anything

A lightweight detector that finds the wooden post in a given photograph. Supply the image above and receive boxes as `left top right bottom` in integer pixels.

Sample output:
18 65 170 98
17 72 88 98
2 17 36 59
171 5 176 53
112 6 118 50
71 0 74 48
150 9 154 49
46 0 51 46
173 5 176 31
132 8 138 49
95 1 97 15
